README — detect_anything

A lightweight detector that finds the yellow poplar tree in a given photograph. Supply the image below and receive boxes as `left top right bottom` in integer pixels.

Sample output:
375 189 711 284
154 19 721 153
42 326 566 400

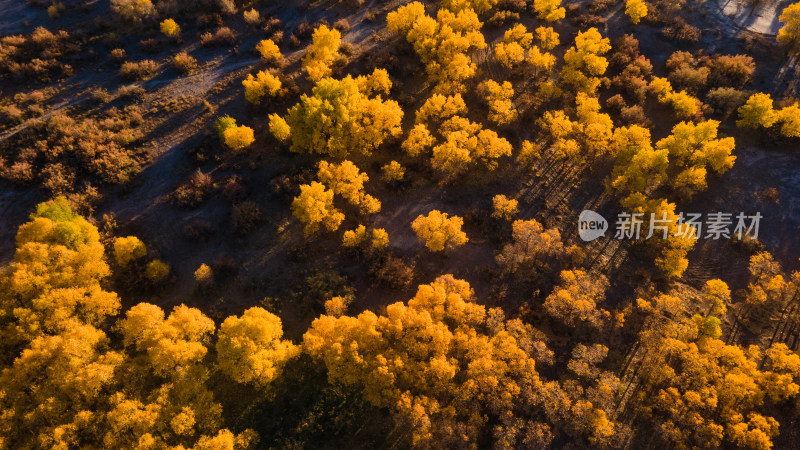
478 80 518 125
0 197 119 344
561 28 611 94
495 24 556 74
492 194 519 220
777 103 800 138
411 210 468 251
160 18 180 37
113 236 146 267
736 93 777 129
495 24 533 68
222 125 255 151
302 25 341 82
609 125 668 198
650 77 701 119
217 307 300 387
387 2 486 93
778 3 800 51
428 116 512 180
291 182 345 235
625 0 648 24
416 93 467 125
533 0 566 22
381 161 406 181
242 71 282 104
656 120 736 195
544 270 609 327
317 160 381 214
302 275 566 447
271 72 403 158
255 39 281 63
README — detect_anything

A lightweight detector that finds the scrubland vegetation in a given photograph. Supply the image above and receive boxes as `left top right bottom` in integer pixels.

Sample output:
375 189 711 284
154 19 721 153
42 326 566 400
3 0 800 448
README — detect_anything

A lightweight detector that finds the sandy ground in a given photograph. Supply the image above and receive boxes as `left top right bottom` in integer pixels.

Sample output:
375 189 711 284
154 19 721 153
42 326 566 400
715 0 793 35
0 0 49 35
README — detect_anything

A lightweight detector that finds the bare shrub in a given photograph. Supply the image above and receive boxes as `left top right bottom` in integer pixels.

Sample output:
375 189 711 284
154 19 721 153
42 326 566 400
370 256 415 289
0 108 143 191
138 38 162 53
1 105 24 124
662 19 701 43
264 17 282 34
333 18 351 32
605 94 627 113
172 169 214 208
171 51 198 75
243 8 261 25
620 105 651 127
0 28 76 82
701 54 756 88
183 219 214 241
294 20 313 40
221 176 245 202
232 201 263 235
200 27 237 47
91 87 112 103
119 59 158 80
110 48 127 62
117 85 146 101
197 13 223 29
587 0 615 13
488 10 519 27
572 14 605 28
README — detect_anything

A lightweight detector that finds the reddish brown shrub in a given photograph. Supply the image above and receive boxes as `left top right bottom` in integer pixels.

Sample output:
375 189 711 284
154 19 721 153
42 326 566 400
172 169 214 208
200 27 237 47
0 108 143 192
232 201 263 235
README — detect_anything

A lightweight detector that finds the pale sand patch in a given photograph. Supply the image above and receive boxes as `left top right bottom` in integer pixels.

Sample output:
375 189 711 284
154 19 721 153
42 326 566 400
717 0 794 35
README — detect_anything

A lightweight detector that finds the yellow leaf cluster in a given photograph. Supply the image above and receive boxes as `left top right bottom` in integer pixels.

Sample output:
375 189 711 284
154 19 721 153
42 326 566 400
387 2 486 93
491 194 518 220
561 28 610 94
113 235 146 267
411 210 467 252
302 25 341 82
381 161 406 181
625 0 648 24
317 160 381 214
291 181 345 236
650 77 701 119
160 18 180 37
242 70 282 104
478 79 518 125
217 307 300 387
271 72 403 158
533 0 565 22
256 39 282 63
778 3 800 51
